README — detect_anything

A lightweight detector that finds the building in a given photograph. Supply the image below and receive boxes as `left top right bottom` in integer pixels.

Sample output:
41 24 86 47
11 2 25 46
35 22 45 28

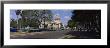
39 14 62 30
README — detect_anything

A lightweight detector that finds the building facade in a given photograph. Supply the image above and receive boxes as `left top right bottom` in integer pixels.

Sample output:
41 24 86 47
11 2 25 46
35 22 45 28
39 15 62 30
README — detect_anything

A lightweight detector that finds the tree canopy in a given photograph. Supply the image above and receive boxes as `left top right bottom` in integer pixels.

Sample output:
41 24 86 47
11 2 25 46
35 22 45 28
10 10 53 29
67 10 101 32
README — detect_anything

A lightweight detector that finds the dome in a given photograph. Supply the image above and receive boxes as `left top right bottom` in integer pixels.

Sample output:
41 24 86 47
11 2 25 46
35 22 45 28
54 14 60 20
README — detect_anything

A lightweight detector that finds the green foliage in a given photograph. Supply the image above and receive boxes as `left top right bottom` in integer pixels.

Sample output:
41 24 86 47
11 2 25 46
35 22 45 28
29 19 40 28
10 19 17 28
15 10 21 15
16 10 53 29
67 20 76 28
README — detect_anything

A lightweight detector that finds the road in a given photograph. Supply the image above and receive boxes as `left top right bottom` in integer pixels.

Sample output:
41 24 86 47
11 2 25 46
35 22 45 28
10 30 100 39
10 30 70 39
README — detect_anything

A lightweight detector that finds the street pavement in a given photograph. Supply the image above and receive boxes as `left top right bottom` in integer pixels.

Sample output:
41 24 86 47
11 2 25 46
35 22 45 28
10 30 70 39
10 30 100 39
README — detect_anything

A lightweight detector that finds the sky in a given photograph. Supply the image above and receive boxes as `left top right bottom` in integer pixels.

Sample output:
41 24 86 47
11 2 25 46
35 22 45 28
10 10 73 26
10 10 21 20
51 10 73 26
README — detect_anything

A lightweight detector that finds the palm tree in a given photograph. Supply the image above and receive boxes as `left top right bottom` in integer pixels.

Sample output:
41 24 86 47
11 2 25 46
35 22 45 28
15 10 21 31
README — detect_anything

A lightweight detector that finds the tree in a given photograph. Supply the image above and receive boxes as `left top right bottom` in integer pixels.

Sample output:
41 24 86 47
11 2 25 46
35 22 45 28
10 19 17 28
67 20 76 28
67 10 101 38
33 10 53 29
15 10 21 29
67 11 77 29
73 10 101 31
20 10 34 28
20 10 53 29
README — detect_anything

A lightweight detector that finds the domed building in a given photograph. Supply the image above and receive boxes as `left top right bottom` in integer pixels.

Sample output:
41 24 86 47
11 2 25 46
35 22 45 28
52 14 62 29
39 14 62 30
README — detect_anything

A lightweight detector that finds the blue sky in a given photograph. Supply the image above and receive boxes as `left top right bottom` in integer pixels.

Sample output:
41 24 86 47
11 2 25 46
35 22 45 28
10 10 73 26
10 10 17 19
10 10 21 20
51 10 73 26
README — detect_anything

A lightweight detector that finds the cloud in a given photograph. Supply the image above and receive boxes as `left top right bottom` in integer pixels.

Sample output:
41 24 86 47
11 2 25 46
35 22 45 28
54 14 60 16
64 16 70 19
